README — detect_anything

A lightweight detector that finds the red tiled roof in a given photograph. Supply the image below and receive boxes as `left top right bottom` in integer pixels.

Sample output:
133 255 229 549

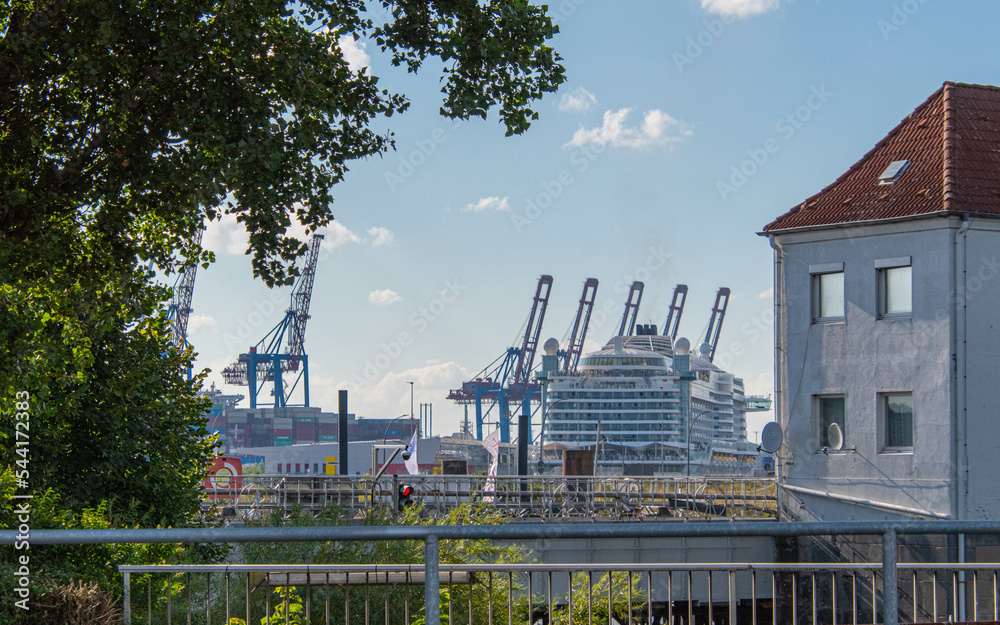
763 82 1000 232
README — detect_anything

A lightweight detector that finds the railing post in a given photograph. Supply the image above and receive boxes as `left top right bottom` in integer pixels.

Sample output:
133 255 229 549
425 534 440 625
123 571 131 625
883 529 898 625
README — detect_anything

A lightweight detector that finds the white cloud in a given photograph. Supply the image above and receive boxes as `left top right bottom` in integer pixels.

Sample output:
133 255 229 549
558 87 597 113
701 0 781 18
203 212 249 256
187 314 217 335
337 34 371 75
758 287 774 299
367 226 395 247
368 289 402 306
565 108 692 150
327 361 469 419
462 196 511 213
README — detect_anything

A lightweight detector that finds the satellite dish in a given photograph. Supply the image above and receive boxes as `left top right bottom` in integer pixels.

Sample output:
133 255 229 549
827 422 844 451
759 422 784 454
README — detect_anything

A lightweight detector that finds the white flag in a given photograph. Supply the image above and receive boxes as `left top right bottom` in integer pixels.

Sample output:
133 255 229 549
482 428 501 499
404 430 420 475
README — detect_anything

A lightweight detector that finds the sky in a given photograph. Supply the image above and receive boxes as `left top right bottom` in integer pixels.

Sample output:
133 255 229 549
185 0 1000 444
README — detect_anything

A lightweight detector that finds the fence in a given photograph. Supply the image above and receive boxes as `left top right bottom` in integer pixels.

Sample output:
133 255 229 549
5 520 1000 624
204 474 778 521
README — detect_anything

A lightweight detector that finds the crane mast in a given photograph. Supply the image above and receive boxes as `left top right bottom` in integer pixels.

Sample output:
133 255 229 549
563 278 599 373
663 284 688 340
704 287 731 362
617 281 644 337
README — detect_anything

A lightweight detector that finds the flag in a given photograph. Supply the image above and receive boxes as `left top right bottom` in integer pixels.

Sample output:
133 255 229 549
404 430 420 475
482 427 501 500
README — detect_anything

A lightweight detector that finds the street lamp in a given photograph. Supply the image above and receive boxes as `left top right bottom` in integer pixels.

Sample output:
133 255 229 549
383 414 413 446
686 409 713 477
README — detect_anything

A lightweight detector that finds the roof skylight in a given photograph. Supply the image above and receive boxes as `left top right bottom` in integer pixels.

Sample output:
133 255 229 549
878 160 910 185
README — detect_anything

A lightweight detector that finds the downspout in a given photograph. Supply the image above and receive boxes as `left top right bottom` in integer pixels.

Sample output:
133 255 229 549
769 236 785 521
955 216 970 620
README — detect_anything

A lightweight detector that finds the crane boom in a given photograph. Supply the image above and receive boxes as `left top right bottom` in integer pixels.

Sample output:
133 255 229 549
663 284 688 340
617 281 644 337
167 228 204 349
285 234 324 368
563 278 599 373
510 275 553 396
704 287 731 362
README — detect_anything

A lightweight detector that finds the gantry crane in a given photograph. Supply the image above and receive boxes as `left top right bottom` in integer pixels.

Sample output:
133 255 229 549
662 284 688 340
221 234 325 408
165 228 204 350
448 275 553 442
703 287 731 362
616 281 644 337
562 278 599 373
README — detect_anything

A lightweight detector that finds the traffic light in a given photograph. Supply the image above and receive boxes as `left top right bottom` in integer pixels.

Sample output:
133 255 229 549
398 484 415 511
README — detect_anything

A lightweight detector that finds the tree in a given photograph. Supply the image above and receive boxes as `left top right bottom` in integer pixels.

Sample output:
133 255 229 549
0 0 564 526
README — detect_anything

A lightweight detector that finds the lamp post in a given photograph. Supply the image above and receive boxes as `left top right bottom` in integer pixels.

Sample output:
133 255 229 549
686 409 713 477
383 414 413 446
409 381 415 429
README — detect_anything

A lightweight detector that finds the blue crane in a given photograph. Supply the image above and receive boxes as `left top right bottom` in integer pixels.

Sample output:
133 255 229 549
221 234 325 408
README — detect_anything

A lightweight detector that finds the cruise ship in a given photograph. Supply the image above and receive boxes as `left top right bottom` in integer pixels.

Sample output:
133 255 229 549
541 328 766 476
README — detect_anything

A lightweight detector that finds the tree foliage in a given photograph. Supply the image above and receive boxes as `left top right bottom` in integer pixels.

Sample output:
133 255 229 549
0 0 564 527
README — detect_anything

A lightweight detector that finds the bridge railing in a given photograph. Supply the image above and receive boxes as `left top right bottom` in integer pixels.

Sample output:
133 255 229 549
203 474 778 521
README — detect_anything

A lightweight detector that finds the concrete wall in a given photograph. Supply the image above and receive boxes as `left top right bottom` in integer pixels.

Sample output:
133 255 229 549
772 218 958 521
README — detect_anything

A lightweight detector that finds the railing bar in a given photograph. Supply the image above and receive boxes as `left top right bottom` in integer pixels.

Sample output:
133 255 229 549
791 571 797 625
286 571 291 625
751 569 757 625
932 570 937 623
771 571 777 625
607 570 613 625
148 576 152 625
871 570 877 625
509 571 514 625
586 570 592 625
225 572 231 625
953 570 958 623
545 571 552 623
687 570 693 625
994 570 998 622
206 572 211 625
124 571 131 625
667 570 673 625
729 570 736 625
187 571 192 625
851 572 857 625
527 572 533 625
247 569 252 625
385 568 390 625
345 576 350 625
911 571 917 625
832 571 837 625
167 572 171 625
366 571 371 625
810 572 816 625
264 574 269 625
645 570 652 625
628 570 634 625
489 571 494 625
326 573 331 625
568 570 574 625
449 570 454 625
468 570 474 625
708 570 714 625
974 570 979 622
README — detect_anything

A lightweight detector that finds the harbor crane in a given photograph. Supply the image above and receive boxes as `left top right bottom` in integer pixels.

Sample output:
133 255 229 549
703 287 731 362
662 284 688 340
616 281 644 337
221 234 325 408
562 278 599 373
448 275 553 442
165 228 204 350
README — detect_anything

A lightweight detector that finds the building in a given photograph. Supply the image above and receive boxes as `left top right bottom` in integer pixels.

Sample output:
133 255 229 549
761 81 1000 521
542 330 764 476
203 385 417 450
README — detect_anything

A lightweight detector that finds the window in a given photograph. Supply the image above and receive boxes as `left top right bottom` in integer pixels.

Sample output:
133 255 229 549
881 393 913 451
878 259 912 317
812 269 845 322
816 395 845 448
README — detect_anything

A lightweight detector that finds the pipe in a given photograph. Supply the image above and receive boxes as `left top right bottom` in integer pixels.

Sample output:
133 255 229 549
955 215 971 620
781 483 949 519
768 236 785 520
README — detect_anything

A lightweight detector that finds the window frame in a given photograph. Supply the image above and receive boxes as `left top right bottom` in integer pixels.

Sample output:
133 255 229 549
815 394 846 451
810 263 845 323
877 257 912 319
879 392 914 453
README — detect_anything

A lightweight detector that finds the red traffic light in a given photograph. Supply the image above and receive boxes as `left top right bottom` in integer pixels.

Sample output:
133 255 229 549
399 485 414 497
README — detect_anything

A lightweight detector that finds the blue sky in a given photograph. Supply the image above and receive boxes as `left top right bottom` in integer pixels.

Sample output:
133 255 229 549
187 0 1000 442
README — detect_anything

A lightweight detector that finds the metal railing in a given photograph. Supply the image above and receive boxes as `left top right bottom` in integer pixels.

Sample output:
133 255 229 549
203 474 778 521
6 520 1000 624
